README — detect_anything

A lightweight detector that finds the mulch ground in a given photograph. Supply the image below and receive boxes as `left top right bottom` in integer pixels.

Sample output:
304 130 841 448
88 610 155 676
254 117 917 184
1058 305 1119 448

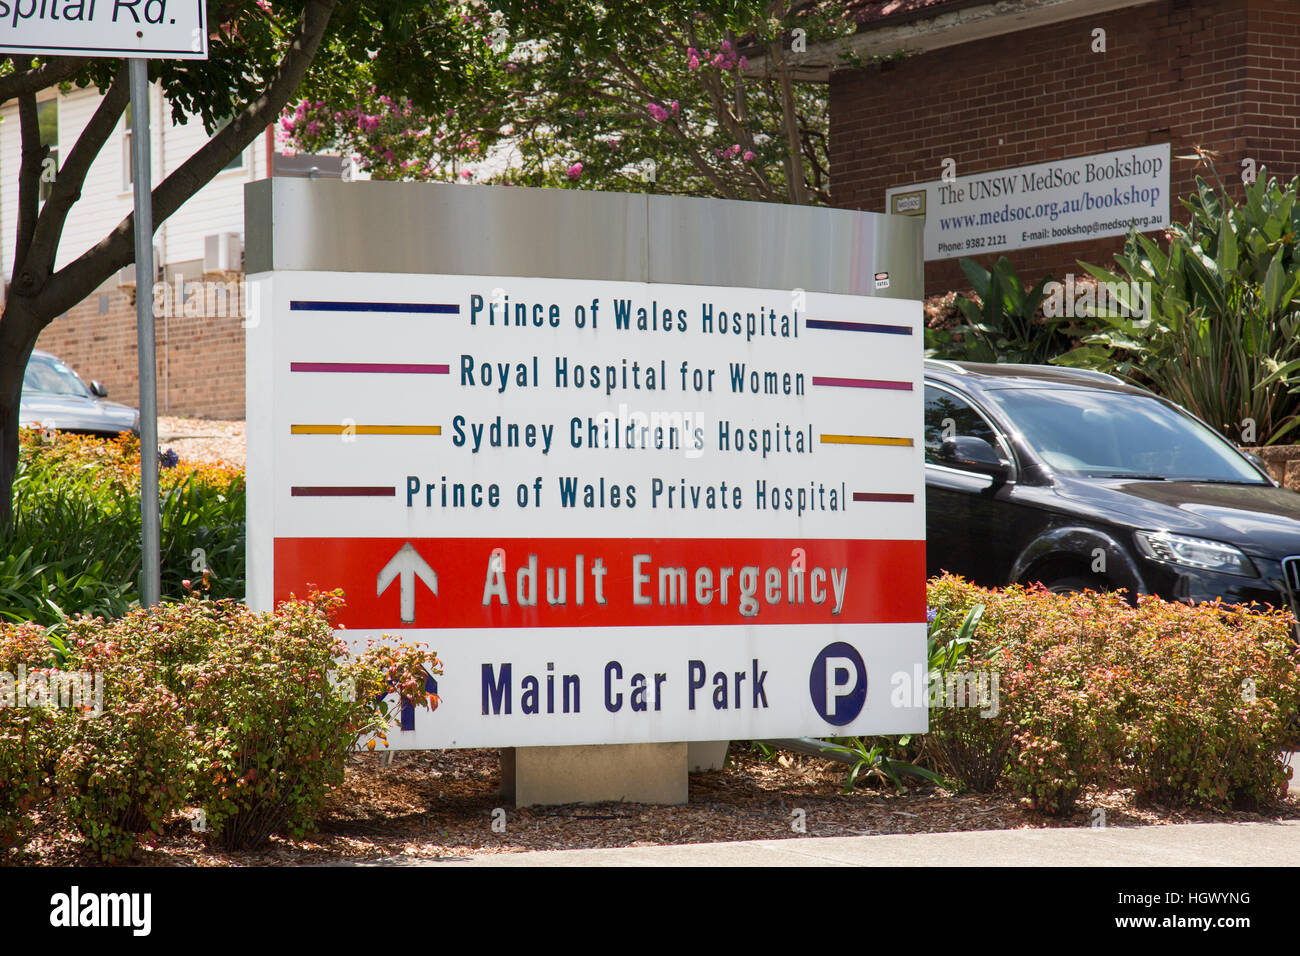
11 746 1299 866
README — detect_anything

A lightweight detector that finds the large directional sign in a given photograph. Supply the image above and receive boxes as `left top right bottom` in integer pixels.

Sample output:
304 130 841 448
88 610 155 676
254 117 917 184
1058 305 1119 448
245 181 927 749
0 0 208 59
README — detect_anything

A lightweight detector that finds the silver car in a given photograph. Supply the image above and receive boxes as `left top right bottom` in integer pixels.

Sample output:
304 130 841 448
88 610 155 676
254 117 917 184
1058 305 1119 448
19 350 139 436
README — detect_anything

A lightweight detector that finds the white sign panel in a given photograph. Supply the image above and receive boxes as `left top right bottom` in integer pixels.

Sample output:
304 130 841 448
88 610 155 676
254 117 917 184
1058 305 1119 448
246 271 927 748
0 0 208 59
887 143 1170 261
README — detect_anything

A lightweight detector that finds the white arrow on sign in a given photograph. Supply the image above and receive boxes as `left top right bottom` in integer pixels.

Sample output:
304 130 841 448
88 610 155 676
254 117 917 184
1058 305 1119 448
376 542 438 623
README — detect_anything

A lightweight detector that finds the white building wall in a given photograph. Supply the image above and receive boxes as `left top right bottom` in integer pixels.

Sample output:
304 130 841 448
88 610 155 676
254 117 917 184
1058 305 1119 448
1 82 269 284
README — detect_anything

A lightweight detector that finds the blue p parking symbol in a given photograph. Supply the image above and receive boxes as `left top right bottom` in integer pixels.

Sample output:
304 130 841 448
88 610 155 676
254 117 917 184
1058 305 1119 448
809 643 867 726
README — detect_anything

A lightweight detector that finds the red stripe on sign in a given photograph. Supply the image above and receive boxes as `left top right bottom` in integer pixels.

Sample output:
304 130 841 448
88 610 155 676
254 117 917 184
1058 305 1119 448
273 537 926 629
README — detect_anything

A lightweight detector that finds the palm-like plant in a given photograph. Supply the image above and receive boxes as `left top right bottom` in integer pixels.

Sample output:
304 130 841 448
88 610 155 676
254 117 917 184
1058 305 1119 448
1057 165 1300 444
927 257 1065 364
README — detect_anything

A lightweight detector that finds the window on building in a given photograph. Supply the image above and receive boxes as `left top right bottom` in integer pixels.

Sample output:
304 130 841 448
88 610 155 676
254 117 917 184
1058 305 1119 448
37 98 58 205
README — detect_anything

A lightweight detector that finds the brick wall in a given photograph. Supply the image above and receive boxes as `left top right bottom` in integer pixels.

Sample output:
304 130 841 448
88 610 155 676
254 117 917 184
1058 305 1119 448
34 273 246 420
830 0 1300 296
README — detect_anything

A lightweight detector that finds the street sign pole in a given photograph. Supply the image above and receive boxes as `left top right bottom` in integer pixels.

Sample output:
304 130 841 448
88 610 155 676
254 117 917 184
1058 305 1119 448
128 58 160 607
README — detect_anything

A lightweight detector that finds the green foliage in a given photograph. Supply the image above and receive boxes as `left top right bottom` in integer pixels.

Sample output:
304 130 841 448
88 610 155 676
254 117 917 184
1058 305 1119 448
1114 601 1297 809
922 603 1015 793
70 592 438 853
55 678 189 864
2 431 245 628
3 593 440 861
1057 169 1300 443
824 736 943 794
926 257 1065 363
928 602 983 673
0 624 61 853
926 574 1300 814
287 1 865 203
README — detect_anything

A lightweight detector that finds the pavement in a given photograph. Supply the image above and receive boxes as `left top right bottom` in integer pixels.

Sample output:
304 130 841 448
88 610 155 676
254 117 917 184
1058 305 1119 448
353 754 1300 866
361 818 1298 867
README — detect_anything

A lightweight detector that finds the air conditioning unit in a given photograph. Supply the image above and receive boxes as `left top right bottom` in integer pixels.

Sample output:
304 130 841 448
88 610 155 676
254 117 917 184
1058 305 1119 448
204 232 243 274
116 244 164 287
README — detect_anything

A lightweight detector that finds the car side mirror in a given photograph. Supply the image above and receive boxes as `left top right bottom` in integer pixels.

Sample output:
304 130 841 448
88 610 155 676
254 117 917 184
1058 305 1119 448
89 381 108 398
940 435 1009 482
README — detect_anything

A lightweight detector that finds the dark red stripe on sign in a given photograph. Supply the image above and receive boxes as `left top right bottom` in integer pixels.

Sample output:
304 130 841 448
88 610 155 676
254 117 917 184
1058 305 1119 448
812 376 913 391
291 486 395 497
853 492 915 503
290 362 450 374
273 537 926 629
806 318 912 335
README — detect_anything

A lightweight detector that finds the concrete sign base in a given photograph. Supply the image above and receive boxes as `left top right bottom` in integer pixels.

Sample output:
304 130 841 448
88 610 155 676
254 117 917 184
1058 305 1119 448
501 743 689 807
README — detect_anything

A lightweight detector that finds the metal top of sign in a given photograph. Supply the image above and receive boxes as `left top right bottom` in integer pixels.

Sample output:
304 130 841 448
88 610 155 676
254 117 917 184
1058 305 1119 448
0 0 208 60
245 178 925 301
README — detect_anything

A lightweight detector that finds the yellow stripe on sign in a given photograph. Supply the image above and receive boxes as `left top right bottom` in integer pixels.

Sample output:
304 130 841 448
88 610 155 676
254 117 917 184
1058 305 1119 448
291 424 442 436
819 434 913 447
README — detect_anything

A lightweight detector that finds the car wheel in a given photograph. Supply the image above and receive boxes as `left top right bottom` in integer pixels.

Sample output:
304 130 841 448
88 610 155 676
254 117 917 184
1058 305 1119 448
1043 575 1109 595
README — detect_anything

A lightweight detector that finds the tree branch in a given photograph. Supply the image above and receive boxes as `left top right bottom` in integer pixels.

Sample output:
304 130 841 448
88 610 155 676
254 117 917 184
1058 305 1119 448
39 0 340 320
12 90 43 284
770 41 808 203
0 55 91 106
763 1 809 205
18 67 130 296
604 50 738 199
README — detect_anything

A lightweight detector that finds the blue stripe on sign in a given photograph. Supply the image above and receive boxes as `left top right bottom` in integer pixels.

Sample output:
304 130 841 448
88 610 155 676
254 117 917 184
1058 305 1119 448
806 318 912 335
289 300 460 314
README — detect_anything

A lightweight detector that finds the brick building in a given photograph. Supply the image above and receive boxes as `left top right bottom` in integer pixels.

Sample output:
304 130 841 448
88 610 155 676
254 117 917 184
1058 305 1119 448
35 282 248 420
822 0 1300 295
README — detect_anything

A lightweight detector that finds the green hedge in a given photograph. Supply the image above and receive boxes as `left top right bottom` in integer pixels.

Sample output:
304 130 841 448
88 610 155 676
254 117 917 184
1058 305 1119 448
927 575 1300 814
1 593 439 861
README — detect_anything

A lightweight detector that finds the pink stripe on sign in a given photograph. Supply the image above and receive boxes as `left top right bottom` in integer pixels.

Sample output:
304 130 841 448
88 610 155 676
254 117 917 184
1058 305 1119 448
290 362 449 374
812 376 912 391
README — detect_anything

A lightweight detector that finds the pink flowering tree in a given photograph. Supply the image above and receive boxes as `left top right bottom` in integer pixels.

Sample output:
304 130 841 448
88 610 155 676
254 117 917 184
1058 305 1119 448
285 1 881 203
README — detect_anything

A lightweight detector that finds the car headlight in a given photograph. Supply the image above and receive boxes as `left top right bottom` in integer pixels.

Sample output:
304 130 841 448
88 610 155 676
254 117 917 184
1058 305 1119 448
1134 531 1257 577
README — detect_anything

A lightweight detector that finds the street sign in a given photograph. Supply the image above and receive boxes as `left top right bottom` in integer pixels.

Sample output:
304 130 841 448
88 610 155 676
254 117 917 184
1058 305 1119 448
247 260 928 750
0 0 208 59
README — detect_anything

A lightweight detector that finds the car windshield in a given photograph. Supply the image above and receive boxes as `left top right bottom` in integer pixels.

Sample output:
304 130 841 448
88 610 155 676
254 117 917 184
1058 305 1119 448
22 355 91 399
986 386 1266 484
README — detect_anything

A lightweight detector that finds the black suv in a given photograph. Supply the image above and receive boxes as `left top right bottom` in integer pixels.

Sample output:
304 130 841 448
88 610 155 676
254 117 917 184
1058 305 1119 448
923 360 1300 618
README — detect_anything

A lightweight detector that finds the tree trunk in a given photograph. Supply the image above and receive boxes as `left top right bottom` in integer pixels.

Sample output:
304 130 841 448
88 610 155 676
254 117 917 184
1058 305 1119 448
0 299 39 527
